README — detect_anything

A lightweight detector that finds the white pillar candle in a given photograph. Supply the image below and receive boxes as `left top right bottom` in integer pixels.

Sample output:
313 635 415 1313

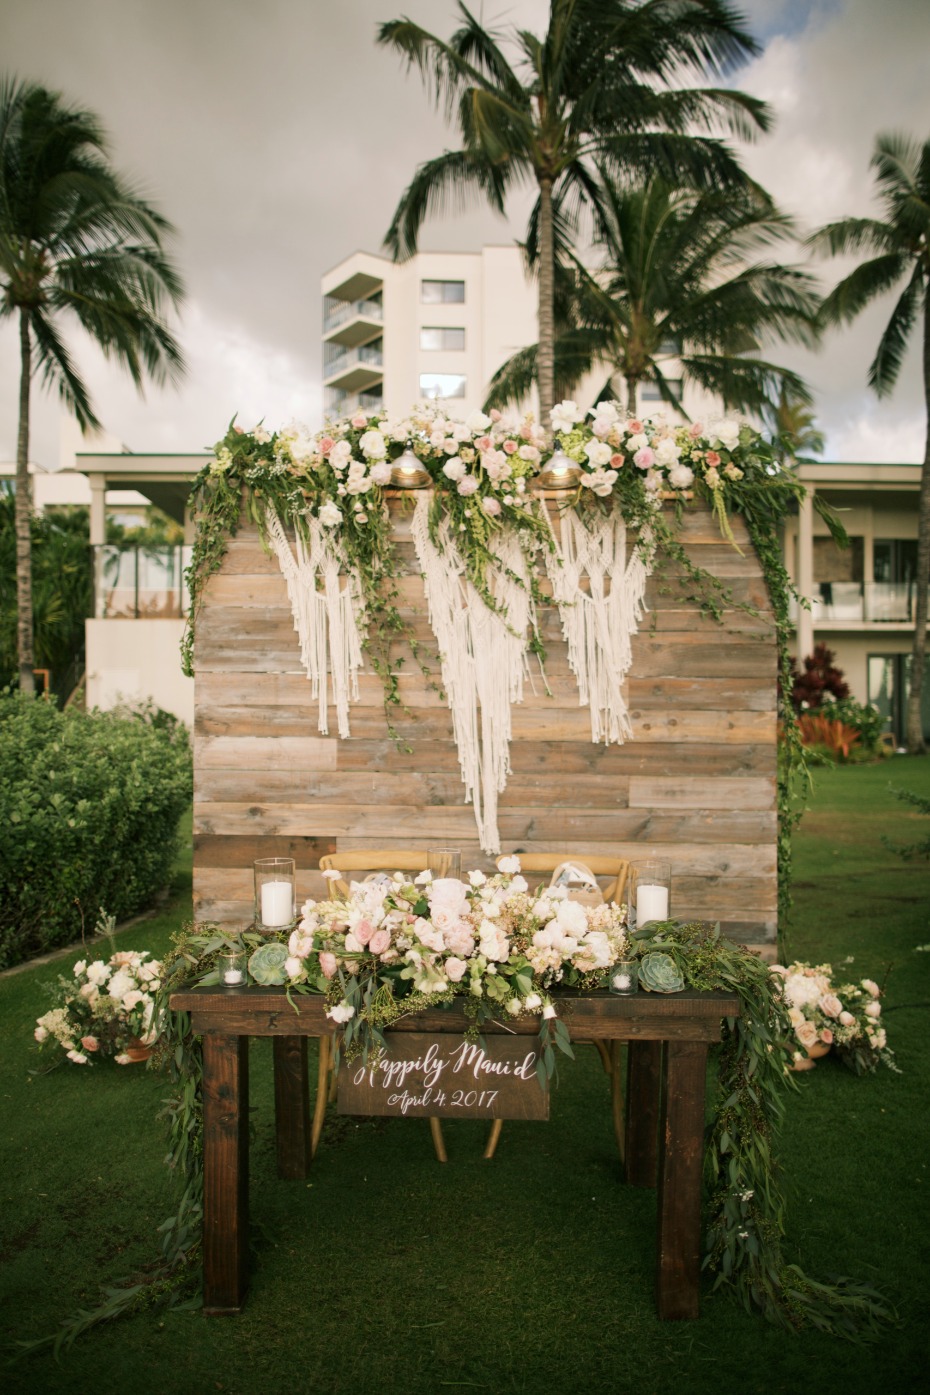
637 883 669 924
261 879 293 927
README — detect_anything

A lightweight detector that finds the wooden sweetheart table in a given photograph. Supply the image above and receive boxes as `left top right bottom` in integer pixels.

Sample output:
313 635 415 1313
169 986 739 1321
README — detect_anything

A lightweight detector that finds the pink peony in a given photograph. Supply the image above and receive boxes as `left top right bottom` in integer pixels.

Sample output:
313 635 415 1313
457 476 479 496
503 440 518 454
633 447 655 470
369 929 392 956
483 497 502 516
705 450 722 468
319 952 337 979
476 435 493 452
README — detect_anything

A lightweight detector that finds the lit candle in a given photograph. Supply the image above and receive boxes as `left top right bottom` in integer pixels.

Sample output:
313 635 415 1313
261 879 293 927
613 972 631 991
637 882 669 924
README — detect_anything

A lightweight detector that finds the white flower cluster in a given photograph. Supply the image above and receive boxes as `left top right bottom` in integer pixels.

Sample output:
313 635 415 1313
277 859 628 1026
34 949 163 1065
771 961 888 1062
550 400 751 499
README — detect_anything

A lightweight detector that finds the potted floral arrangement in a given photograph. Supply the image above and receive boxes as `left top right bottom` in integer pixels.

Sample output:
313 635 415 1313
34 947 163 1066
771 961 895 1072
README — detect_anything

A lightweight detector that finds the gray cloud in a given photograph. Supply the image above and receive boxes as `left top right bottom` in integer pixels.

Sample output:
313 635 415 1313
1 0 926 467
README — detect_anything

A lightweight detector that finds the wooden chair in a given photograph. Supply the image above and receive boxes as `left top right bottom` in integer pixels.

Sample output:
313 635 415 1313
316 849 450 1162
489 852 632 1162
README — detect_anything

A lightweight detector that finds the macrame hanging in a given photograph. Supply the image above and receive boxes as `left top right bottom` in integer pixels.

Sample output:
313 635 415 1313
410 494 538 856
543 504 655 745
264 505 366 739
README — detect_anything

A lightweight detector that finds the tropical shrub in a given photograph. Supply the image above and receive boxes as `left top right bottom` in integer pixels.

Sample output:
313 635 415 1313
797 711 861 761
0 691 192 968
790 642 850 711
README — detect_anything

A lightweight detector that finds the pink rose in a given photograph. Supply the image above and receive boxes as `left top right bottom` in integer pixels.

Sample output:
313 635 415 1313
319 435 335 455
819 1028 834 1045
457 476 479 496
80 1035 100 1052
689 422 704 438
369 929 391 956
862 978 880 997
445 957 468 983
503 440 518 454
633 447 654 470
818 992 842 1018
795 1020 819 1050
865 1001 881 1019
489 408 501 421
319 952 337 979
706 450 722 468
353 918 374 946
839 1010 855 1026
626 419 643 434
483 497 501 516
351 414 368 428
610 453 624 467
476 435 493 452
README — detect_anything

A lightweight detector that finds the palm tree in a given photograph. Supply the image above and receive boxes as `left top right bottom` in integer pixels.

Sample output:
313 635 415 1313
771 383 825 459
811 132 930 754
0 78 185 693
378 0 770 428
485 175 819 420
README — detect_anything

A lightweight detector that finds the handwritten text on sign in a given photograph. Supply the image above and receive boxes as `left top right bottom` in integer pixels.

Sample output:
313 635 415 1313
337 1032 549 1120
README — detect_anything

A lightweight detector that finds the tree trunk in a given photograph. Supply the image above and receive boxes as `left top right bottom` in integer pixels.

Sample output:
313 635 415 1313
537 174 555 433
16 309 35 695
626 375 638 417
905 297 930 753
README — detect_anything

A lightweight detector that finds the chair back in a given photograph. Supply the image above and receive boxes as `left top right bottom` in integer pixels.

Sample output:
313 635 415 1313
318 850 428 900
496 853 629 905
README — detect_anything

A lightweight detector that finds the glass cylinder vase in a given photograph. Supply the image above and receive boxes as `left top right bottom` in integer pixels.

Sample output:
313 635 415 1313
630 859 671 929
253 857 297 931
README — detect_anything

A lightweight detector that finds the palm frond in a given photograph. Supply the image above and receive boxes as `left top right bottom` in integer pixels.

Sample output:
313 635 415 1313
384 148 517 261
819 252 909 327
28 309 100 430
868 262 924 396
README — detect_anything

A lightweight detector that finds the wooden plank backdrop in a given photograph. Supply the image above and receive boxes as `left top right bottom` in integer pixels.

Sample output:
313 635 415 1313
193 498 779 949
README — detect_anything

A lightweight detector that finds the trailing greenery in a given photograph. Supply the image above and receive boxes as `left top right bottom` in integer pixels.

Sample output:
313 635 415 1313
0 691 192 968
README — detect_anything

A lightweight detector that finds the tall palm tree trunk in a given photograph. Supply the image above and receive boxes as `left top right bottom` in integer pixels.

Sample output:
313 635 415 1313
906 299 930 753
16 308 35 695
537 175 555 431
625 375 638 416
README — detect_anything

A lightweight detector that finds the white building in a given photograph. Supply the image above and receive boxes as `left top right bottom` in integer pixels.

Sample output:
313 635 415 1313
784 460 926 743
322 247 539 422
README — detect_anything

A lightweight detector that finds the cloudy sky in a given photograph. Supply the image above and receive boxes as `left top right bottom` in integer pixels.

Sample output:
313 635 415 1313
2 0 928 469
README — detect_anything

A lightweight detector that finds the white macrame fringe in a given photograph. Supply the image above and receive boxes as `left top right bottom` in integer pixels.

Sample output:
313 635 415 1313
411 495 535 856
544 504 654 745
265 506 365 739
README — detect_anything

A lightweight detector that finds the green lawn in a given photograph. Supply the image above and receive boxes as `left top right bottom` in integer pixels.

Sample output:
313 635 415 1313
2 765 929 1395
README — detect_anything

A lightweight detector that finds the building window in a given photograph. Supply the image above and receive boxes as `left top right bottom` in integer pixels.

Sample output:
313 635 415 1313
420 326 466 351
640 378 682 401
868 653 930 745
421 279 465 304
419 373 467 400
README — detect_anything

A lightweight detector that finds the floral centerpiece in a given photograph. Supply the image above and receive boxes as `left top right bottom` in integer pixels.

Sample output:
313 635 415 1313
771 960 895 1073
34 947 163 1065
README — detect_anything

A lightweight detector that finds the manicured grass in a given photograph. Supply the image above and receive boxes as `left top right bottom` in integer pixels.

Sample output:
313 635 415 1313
2 768 929 1395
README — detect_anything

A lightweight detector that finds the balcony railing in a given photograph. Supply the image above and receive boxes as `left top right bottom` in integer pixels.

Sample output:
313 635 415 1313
93 545 192 619
789 581 917 625
323 297 383 332
323 388 384 417
323 343 384 381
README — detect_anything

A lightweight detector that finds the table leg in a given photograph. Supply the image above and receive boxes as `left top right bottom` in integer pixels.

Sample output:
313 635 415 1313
624 1039 662 1186
273 1035 312 1179
202 1033 249 1315
656 1039 708 1321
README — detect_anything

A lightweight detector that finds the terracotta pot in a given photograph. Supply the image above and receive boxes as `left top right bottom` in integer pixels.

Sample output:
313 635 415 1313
790 1040 830 1072
121 1037 153 1064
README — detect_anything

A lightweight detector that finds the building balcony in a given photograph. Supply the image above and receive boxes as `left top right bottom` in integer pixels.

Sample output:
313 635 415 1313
323 297 384 346
789 581 920 628
323 344 384 392
93 544 192 619
323 387 384 418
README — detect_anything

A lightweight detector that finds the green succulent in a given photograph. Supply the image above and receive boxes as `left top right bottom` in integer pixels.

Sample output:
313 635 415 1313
248 942 289 985
638 951 685 994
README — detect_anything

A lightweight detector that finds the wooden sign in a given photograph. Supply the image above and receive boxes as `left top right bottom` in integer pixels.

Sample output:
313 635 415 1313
337 1032 549 1120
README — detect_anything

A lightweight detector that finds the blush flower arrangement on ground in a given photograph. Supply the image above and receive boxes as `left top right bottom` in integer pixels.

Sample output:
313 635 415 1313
772 960 896 1073
34 944 163 1065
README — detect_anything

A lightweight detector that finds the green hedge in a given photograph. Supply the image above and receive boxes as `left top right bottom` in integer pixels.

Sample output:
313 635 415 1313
0 692 193 968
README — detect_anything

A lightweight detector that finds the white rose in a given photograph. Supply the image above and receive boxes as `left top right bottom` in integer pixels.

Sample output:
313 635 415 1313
73 960 87 977
498 855 521 875
654 438 680 466
122 989 144 1011
584 440 613 466
85 960 110 986
329 439 352 469
709 418 740 450
524 992 542 1011
319 501 343 527
284 955 304 979
358 430 387 459
667 463 694 489
551 400 583 436
442 457 466 481
108 969 134 1001
369 460 392 486
466 409 492 432
445 957 468 983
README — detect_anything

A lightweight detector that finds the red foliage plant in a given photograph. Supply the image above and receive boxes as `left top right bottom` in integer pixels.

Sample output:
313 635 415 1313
797 711 861 760
790 643 850 712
